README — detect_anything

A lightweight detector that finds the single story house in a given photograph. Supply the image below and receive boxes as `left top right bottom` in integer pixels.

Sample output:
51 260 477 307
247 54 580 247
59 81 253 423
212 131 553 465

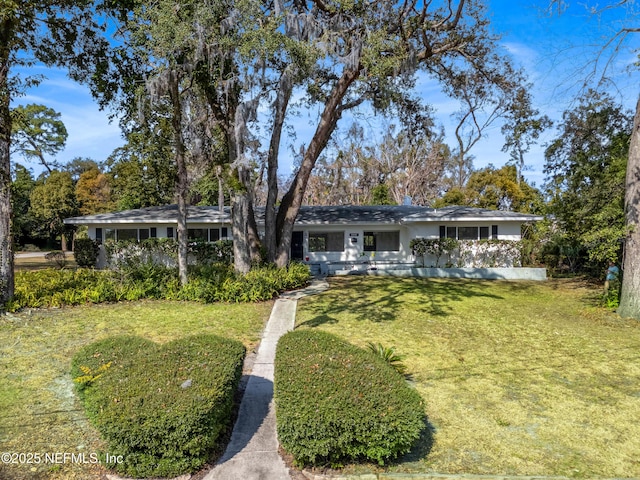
64 204 545 279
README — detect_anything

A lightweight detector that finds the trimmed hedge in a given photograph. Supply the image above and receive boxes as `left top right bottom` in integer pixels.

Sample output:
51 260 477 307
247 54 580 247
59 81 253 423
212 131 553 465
6 262 310 311
71 334 246 478
274 330 425 467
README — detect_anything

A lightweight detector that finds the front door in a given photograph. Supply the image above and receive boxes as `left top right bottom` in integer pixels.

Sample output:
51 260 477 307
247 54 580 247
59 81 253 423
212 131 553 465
291 231 304 260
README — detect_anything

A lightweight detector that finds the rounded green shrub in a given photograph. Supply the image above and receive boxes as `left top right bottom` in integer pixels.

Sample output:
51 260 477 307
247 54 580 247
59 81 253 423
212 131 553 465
71 334 246 478
274 330 425 467
73 238 100 268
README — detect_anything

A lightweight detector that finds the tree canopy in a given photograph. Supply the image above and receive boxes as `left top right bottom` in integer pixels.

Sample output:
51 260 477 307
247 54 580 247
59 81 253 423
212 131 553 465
544 91 630 273
11 104 67 173
437 164 543 213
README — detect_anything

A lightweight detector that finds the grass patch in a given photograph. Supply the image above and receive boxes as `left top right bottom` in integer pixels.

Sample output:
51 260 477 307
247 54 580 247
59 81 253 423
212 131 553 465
14 253 77 271
295 276 640 478
0 300 272 480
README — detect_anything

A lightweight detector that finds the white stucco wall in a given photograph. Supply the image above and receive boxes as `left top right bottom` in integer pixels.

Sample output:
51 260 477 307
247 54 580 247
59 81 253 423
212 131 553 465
296 225 411 264
84 219 524 267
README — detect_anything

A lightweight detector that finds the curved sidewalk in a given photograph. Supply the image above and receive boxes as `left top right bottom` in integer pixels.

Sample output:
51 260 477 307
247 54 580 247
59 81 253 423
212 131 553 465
203 278 329 480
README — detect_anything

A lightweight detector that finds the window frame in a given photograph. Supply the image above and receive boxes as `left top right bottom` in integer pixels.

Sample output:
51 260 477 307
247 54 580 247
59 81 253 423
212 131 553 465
363 231 400 252
308 231 345 252
439 225 500 241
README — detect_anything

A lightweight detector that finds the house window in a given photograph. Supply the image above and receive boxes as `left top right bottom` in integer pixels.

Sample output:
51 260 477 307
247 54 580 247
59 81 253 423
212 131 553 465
309 231 344 252
150 227 157 238
458 227 478 240
139 228 150 241
105 228 116 241
438 225 496 240
117 229 138 242
363 231 400 252
95 228 103 244
188 228 207 241
446 227 456 239
221 227 229 239
210 229 221 242
167 227 174 238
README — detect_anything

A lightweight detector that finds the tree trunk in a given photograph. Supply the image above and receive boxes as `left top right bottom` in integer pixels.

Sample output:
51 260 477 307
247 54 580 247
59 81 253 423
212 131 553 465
274 67 360 267
232 188 252 274
265 71 293 263
169 70 189 286
0 37 14 305
176 186 188 285
0 117 13 305
618 96 640 319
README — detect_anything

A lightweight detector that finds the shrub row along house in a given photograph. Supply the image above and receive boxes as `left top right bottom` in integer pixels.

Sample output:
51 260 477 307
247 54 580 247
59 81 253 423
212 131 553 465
64 204 545 279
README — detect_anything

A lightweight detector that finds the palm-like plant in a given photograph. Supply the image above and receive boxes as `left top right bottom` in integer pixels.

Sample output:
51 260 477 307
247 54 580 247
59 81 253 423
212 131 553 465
366 342 409 377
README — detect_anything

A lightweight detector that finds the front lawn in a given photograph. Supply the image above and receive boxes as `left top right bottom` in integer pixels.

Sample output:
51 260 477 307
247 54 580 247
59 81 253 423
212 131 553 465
0 300 272 480
295 277 640 478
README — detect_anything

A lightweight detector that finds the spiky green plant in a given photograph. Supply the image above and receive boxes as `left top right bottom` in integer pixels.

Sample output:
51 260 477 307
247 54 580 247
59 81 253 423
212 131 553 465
366 342 408 376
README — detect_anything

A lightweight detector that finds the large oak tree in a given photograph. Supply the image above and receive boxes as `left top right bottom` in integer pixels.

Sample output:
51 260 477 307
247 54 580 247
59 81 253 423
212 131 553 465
79 0 533 275
251 0 532 267
1 0 104 304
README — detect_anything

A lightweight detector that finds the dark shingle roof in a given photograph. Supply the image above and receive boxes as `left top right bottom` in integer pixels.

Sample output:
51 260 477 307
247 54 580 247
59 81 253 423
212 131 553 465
65 204 542 226
295 205 542 224
64 205 231 225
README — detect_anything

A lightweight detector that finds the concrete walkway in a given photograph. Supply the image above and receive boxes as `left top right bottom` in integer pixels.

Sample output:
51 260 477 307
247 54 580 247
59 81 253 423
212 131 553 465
203 278 329 480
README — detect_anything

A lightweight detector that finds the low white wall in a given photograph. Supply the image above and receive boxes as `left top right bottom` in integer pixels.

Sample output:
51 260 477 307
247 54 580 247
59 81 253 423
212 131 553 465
329 265 547 281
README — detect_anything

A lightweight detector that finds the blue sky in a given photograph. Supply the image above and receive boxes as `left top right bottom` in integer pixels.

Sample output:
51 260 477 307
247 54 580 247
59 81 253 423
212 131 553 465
11 0 640 189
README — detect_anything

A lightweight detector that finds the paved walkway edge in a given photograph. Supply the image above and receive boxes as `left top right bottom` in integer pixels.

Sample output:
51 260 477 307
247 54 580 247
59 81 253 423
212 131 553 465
203 278 329 480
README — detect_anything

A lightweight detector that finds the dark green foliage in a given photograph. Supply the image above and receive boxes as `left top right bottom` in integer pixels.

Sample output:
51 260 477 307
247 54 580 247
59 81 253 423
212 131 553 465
73 238 100 267
71 334 246 478
175 263 311 303
544 91 630 275
5 262 310 311
369 183 395 205
11 164 38 245
274 330 425 467
602 279 621 309
189 240 234 265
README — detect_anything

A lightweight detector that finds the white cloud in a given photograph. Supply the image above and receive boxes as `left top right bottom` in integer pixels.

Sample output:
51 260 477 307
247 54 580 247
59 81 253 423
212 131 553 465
11 71 124 173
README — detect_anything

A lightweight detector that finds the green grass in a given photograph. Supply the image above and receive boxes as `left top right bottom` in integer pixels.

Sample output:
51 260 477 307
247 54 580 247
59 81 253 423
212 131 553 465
295 276 640 478
0 300 272 480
